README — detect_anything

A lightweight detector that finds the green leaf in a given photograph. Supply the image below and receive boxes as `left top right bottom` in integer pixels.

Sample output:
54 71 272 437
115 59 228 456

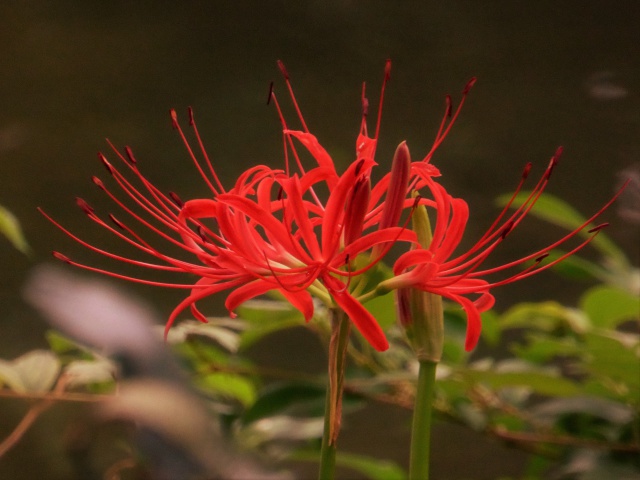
363 291 396 330
242 382 326 425
511 334 580 363
292 449 406 480
237 300 306 349
461 368 581 397
455 401 487 430
499 301 588 333
0 350 61 393
479 310 501 346
196 372 257 407
0 204 30 254
541 250 608 281
582 333 640 395
238 416 324 447
165 318 243 352
441 307 471 364
580 285 639 328
0 361 22 392
63 358 117 387
46 330 83 355
335 452 407 480
496 191 626 263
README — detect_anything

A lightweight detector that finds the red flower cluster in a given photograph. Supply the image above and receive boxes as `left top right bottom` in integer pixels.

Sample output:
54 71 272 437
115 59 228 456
44 61 623 352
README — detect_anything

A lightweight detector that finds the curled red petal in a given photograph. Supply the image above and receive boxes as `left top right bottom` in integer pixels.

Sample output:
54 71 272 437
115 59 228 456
324 275 389 352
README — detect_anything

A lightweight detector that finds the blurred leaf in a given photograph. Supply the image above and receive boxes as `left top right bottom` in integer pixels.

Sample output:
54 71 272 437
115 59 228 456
499 301 588 333
496 191 626 263
523 455 553 479
479 310 501 346
175 337 230 366
439 307 472 364
0 361 22 392
335 452 407 480
491 413 527 432
196 372 257 407
357 259 393 294
237 300 306 349
582 333 640 396
460 369 581 397
63 358 117 387
511 334 580 363
240 416 325 447
0 350 60 393
580 285 639 328
0 204 30 254
455 401 487 430
531 396 634 427
165 318 243 352
292 450 406 480
364 291 396 330
557 450 640 480
542 250 609 281
242 382 326 425
46 330 81 355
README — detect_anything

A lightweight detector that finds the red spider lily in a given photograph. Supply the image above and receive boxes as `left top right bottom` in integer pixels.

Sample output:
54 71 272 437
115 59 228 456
42 61 424 351
386 147 628 351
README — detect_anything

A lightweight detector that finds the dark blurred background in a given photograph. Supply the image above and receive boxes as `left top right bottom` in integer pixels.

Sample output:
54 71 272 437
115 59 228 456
1 1 638 478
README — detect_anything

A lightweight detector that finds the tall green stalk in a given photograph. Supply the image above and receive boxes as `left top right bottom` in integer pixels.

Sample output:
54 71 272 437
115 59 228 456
409 359 438 480
318 385 337 480
318 309 351 480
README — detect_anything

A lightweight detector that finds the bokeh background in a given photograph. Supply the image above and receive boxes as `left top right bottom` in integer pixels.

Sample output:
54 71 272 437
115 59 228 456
1 1 638 479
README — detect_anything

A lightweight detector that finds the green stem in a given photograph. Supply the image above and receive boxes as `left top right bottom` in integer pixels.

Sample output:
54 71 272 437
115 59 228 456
318 309 351 480
318 385 337 480
409 359 437 480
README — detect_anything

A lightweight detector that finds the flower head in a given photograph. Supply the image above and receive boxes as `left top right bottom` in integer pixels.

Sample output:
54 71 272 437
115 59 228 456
387 146 627 351
43 61 419 351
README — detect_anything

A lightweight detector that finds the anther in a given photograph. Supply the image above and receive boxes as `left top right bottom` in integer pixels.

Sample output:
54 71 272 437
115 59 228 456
445 95 452 118
522 162 533 180
588 223 609 233
125 146 137 165
384 59 392 80
277 60 289 80
92 176 105 190
462 77 477 95
362 93 369 117
109 214 125 230
98 153 114 174
553 146 564 160
197 225 208 243
169 191 184 208
76 198 95 215
546 146 563 178
267 82 274 105
170 109 179 129
535 253 550 263
501 220 515 239
188 107 195 126
52 251 71 264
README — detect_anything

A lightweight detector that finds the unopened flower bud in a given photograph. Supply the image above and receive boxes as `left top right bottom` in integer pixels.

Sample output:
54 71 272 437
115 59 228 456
372 141 411 259
396 194 444 362
344 176 371 245
380 141 411 230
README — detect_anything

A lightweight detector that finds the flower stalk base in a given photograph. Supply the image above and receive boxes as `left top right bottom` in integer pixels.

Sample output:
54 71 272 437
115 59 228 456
319 308 351 480
409 359 437 480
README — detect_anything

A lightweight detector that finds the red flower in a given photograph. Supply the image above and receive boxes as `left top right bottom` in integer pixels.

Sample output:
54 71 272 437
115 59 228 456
387 147 627 351
43 61 418 351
